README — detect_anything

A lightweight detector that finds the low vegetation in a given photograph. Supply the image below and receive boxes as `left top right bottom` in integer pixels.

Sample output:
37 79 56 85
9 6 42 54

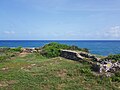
106 54 120 62
0 47 21 62
0 53 120 90
111 71 120 82
10 46 22 52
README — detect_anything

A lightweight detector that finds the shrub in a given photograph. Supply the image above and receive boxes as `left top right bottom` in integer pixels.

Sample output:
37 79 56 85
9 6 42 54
0 47 21 62
111 72 120 82
68 45 89 52
106 54 120 61
43 42 69 49
41 46 60 58
10 46 22 52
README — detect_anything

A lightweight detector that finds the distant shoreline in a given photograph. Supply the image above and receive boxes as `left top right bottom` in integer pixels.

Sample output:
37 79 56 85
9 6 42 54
0 40 120 56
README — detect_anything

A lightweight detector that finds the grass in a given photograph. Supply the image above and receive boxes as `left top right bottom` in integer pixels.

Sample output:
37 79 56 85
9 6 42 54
0 53 120 90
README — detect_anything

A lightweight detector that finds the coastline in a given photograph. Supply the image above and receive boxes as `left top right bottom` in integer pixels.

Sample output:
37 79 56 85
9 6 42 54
0 40 120 56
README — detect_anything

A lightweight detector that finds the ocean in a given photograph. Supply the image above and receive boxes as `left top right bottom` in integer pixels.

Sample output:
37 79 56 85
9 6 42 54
0 40 120 56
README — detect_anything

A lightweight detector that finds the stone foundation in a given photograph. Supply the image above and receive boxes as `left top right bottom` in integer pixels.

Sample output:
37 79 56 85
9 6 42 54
60 50 120 74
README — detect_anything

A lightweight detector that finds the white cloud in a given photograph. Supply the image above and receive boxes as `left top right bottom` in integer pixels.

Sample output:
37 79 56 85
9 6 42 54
79 26 120 40
4 31 15 34
105 26 120 38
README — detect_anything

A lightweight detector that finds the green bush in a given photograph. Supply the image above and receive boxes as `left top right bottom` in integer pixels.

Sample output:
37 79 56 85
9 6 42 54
111 72 120 82
41 42 89 58
0 47 21 62
68 45 89 53
10 46 22 52
106 54 120 61
43 42 69 49
41 46 60 58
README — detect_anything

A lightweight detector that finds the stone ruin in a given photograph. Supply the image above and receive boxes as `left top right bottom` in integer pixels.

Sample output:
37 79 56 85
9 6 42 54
60 50 120 75
60 50 99 61
20 48 120 75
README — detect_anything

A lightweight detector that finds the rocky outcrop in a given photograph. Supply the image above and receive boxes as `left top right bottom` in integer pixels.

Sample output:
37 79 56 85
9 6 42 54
60 50 83 61
21 48 34 53
60 50 99 61
21 48 41 53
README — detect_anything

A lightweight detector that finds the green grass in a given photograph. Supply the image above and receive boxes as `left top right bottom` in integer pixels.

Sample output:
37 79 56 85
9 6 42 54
0 53 120 90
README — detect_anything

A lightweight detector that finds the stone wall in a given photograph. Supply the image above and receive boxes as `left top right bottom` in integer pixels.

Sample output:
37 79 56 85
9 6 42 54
60 50 120 75
60 50 98 61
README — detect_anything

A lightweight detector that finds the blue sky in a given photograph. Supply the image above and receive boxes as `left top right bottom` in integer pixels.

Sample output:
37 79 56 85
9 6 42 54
0 0 120 40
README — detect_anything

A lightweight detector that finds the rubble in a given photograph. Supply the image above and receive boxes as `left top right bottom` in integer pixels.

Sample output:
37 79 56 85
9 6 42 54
97 60 120 74
60 50 120 75
21 48 41 53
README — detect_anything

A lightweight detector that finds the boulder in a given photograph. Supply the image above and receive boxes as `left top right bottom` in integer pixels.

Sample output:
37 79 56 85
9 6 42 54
60 50 82 61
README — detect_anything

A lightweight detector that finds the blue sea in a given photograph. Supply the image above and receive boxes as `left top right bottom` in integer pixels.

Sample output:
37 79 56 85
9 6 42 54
0 40 120 56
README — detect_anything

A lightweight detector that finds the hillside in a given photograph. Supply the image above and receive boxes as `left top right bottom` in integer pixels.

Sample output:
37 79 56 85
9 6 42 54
0 53 119 90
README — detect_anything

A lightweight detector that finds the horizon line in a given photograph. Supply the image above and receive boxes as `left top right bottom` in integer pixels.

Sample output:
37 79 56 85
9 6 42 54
0 39 120 41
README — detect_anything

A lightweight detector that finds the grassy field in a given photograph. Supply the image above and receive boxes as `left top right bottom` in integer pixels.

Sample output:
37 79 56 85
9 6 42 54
0 53 120 90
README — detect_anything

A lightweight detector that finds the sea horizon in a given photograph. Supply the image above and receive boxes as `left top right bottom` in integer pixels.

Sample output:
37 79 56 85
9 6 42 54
0 39 120 41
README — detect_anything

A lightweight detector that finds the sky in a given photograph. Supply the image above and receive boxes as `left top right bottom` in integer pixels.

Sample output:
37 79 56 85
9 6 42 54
0 0 120 40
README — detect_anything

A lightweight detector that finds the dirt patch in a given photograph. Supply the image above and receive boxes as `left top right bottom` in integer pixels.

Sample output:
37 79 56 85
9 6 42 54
0 80 18 87
57 69 67 79
41 84 51 90
31 72 39 76
6 80 18 85
21 63 36 72
19 52 30 57
57 83 65 90
0 81 8 87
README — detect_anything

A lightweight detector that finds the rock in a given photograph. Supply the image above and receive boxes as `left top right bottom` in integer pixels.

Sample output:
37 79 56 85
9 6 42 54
21 67 24 70
1 67 9 71
60 50 99 62
79 52 98 61
31 64 36 66
95 60 120 74
110 61 120 72
35 47 41 52
60 50 83 61
105 72 112 77
21 48 41 53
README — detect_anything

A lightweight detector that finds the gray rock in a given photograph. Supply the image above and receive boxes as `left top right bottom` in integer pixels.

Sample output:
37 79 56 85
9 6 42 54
60 50 99 62
96 60 120 74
